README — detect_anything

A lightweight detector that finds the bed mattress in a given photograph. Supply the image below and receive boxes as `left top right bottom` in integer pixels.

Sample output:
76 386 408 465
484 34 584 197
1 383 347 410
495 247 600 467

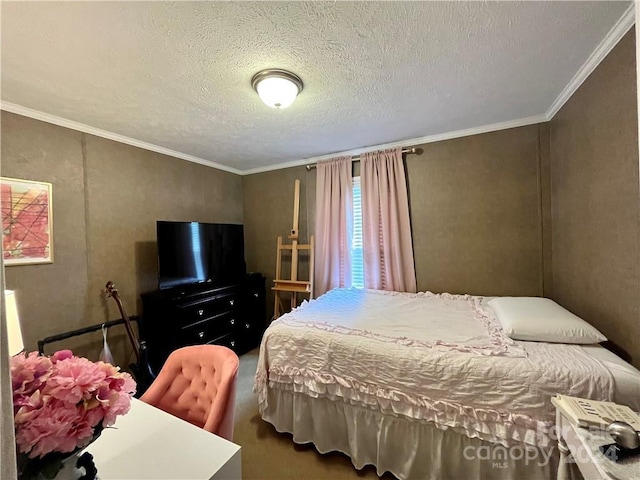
580 344 640 410
255 288 622 450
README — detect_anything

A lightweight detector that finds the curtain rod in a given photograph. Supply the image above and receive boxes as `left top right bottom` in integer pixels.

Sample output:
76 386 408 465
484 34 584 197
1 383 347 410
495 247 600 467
305 147 423 170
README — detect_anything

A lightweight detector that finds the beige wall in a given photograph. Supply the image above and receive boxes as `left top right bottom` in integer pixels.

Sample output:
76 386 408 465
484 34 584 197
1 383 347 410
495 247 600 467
243 124 547 321
1 112 243 363
550 30 640 365
242 166 315 321
408 124 545 297
1 113 91 355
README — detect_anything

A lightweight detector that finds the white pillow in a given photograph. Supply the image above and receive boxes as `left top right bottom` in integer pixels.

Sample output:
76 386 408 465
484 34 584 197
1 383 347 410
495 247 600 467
488 297 607 344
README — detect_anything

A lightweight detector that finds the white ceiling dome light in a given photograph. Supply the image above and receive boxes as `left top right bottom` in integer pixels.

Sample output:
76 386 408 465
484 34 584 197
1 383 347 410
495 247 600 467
251 69 303 109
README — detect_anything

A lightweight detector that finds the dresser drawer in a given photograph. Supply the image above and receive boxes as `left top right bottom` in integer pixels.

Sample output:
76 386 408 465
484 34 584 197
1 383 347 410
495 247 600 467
181 312 238 345
235 318 259 335
178 292 240 324
211 333 239 351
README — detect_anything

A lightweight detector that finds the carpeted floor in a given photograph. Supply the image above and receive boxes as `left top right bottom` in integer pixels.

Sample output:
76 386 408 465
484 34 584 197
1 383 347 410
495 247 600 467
233 349 394 480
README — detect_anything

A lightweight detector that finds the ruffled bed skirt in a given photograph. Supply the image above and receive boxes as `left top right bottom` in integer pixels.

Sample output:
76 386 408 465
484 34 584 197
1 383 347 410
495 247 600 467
260 387 568 480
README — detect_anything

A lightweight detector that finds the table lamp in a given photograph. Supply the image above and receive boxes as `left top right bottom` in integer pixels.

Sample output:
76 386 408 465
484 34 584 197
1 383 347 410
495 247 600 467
5 290 24 355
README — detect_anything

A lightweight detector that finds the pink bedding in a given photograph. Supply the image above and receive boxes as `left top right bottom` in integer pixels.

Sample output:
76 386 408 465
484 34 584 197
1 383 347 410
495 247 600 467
255 288 614 448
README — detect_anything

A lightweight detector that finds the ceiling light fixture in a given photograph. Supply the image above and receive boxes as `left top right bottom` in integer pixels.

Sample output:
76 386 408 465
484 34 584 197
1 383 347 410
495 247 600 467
251 69 303 109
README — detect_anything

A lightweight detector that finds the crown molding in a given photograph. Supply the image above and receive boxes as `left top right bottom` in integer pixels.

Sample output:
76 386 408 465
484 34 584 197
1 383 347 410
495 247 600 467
545 3 635 120
241 114 548 175
1 101 546 176
0 102 243 175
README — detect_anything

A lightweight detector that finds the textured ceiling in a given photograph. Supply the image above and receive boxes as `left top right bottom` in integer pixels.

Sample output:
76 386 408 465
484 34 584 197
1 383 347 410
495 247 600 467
0 1 632 173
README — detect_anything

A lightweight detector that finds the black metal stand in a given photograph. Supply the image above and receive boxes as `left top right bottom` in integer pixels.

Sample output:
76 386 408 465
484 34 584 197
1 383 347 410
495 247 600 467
37 316 139 355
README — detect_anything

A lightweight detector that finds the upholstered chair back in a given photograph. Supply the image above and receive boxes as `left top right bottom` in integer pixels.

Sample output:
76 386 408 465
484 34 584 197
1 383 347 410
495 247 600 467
140 345 239 440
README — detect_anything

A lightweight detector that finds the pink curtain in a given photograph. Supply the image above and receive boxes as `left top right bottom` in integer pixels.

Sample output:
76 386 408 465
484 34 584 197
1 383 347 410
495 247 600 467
314 156 353 297
361 148 417 293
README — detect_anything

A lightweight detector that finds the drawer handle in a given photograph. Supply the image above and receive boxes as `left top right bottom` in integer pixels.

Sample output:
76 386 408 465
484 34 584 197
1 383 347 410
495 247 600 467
198 309 204 316
230 318 235 325
230 340 236 347
229 299 235 306
197 331 205 339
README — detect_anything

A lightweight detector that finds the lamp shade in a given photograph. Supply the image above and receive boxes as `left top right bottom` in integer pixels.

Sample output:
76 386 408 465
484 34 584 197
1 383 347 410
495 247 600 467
5 290 24 356
252 69 303 109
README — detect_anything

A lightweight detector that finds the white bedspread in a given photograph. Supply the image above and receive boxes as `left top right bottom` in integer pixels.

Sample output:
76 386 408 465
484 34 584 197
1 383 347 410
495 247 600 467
255 288 614 448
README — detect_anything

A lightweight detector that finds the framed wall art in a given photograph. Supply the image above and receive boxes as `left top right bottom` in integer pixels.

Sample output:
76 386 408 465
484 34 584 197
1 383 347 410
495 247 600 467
1 177 53 265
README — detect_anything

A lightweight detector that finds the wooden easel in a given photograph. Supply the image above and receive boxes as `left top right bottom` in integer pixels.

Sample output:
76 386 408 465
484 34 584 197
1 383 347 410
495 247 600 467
272 179 314 319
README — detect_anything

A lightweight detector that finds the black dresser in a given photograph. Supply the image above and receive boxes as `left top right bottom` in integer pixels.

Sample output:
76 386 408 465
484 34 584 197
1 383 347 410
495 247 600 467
140 273 266 373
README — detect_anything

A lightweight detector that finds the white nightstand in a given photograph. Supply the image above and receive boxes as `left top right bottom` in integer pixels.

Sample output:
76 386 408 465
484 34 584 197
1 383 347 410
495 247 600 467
555 410 640 480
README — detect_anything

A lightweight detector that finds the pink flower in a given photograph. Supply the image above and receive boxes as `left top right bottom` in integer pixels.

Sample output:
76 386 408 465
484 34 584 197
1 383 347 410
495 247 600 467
51 349 73 363
102 390 132 426
11 350 136 460
11 353 52 402
13 388 46 413
15 398 92 457
43 356 107 404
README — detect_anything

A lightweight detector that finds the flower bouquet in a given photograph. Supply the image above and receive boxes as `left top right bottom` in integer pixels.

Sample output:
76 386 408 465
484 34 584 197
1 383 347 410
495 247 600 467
11 350 136 479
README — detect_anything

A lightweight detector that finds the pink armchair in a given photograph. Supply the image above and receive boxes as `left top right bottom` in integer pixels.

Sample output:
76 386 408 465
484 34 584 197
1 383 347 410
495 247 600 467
140 345 239 440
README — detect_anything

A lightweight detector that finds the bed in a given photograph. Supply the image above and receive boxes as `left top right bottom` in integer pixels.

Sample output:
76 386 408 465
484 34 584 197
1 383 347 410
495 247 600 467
254 288 640 480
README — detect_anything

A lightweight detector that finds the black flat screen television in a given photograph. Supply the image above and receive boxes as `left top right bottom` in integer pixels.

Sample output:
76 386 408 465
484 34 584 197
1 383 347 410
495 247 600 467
156 221 246 290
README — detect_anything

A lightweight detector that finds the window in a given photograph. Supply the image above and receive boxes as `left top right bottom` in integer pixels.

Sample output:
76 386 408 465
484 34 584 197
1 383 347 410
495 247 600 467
351 176 364 288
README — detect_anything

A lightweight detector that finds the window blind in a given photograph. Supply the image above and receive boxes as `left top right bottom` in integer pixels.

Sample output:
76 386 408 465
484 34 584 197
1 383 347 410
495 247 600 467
352 176 364 288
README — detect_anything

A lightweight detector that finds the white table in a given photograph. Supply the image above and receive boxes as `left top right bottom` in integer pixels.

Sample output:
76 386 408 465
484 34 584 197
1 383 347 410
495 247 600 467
556 410 640 480
86 398 241 479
